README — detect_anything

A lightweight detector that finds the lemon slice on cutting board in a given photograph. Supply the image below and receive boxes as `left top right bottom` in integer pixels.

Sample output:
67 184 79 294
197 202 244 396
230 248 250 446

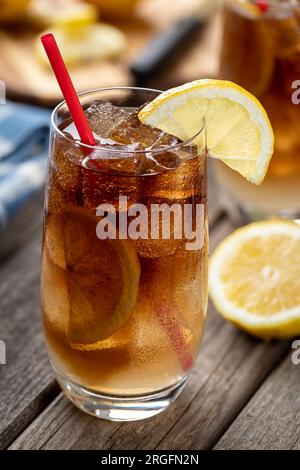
29 1 98 30
139 79 274 184
209 220 300 339
36 23 126 67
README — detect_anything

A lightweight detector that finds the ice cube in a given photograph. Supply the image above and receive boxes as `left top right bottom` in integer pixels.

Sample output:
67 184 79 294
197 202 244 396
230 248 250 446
129 273 194 371
143 253 203 333
52 134 82 193
141 151 205 200
82 105 143 206
129 300 173 361
166 247 208 330
82 142 143 176
133 203 187 258
86 100 130 139
82 166 140 210
47 170 67 216
48 134 83 217
110 109 180 149
138 152 205 259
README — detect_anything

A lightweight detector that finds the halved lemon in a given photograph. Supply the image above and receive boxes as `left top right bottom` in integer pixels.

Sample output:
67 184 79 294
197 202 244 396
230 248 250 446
139 79 274 184
209 220 300 339
29 2 98 30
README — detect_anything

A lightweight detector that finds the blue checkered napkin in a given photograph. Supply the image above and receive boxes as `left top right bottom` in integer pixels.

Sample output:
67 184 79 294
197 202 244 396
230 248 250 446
0 102 51 229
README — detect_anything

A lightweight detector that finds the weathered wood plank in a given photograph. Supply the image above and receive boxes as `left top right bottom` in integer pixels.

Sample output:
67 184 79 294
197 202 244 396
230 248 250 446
0 230 59 449
215 350 300 450
9 219 290 450
154 338 289 450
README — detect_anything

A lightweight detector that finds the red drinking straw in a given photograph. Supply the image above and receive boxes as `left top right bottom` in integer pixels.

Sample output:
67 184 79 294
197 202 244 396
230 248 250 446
155 302 194 372
41 33 96 146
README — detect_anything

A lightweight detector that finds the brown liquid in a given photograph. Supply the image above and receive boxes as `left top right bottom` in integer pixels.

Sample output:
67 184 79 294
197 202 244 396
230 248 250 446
41 103 208 395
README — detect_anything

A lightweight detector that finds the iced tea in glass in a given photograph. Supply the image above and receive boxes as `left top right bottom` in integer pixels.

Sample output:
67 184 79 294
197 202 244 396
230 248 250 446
41 88 208 420
216 0 300 221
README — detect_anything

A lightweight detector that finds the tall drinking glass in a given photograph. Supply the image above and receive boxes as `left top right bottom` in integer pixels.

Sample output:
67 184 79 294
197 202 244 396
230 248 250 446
40 87 208 421
216 0 300 222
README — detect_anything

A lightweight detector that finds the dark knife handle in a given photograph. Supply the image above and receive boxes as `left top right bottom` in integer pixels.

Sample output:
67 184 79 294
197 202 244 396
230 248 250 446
131 16 206 85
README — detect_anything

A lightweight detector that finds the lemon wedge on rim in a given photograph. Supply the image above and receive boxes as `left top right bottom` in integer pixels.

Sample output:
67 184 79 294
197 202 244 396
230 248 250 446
139 79 274 184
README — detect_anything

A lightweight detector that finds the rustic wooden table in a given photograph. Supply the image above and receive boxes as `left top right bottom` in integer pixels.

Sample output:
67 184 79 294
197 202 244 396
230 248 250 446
0 171 298 451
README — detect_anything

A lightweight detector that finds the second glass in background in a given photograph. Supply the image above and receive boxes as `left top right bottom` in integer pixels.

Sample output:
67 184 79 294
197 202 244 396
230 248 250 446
216 0 300 222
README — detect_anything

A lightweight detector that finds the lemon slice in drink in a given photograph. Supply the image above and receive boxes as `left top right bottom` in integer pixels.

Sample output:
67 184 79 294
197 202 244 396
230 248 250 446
44 211 140 344
209 220 300 339
139 79 274 184
64 212 140 344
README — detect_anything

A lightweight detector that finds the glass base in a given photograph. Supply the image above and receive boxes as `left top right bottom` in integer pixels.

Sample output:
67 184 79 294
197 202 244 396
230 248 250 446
55 370 188 422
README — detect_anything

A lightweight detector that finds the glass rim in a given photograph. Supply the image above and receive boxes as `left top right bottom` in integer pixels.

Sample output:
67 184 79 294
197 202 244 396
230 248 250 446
51 86 206 156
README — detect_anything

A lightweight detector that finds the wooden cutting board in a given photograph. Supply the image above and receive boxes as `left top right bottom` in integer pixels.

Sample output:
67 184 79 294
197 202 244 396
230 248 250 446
0 0 222 106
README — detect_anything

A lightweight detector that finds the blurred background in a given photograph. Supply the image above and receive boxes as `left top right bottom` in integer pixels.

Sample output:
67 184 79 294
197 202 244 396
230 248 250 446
1 0 300 255
0 0 221 105
0 0 222 258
